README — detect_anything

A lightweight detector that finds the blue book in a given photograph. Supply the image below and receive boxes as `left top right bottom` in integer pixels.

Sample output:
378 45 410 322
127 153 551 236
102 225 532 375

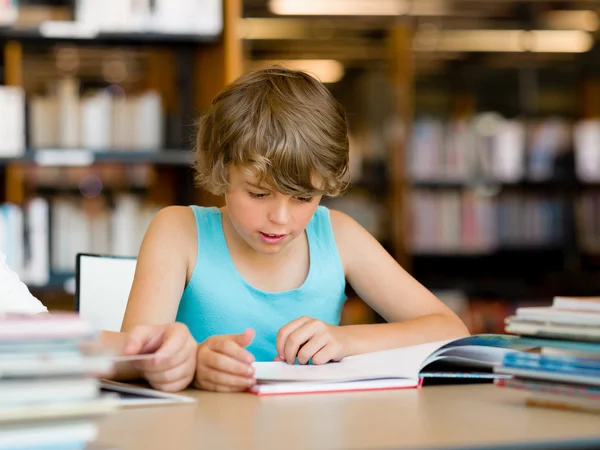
503 352 600 374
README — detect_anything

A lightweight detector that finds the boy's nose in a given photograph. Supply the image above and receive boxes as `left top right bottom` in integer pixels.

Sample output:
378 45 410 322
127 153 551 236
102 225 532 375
268 203 290 225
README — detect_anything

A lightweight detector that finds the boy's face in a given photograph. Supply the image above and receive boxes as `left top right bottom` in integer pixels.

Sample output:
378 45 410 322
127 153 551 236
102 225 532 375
224 165 322 255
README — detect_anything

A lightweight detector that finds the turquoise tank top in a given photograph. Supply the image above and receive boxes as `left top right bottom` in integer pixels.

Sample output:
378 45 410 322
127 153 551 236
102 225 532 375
175 205 347 362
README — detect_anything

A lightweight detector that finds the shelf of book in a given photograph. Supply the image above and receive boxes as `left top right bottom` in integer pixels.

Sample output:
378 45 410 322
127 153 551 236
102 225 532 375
0 27 220 46
0 150 194 166
0 0 240 309
410 180 600 191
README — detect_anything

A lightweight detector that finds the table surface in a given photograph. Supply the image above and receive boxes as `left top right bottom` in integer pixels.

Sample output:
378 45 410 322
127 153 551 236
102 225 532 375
95 384 600 450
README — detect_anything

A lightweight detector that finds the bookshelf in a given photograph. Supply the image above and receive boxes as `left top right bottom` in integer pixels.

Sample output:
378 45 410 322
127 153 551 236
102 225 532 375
0 28 220 46
0 149 194 165
0 0 240 304
400 48 600 332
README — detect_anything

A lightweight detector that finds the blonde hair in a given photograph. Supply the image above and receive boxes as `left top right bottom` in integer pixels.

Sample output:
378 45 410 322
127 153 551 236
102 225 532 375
194 66 350 197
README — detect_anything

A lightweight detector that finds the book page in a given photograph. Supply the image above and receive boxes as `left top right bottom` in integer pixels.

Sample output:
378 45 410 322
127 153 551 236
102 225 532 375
253 340 447 383
253 360 371 382
426 346 517 369
344 340 450 378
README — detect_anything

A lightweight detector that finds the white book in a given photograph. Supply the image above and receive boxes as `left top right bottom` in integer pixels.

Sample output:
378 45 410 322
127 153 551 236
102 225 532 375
494 120 525 182
444 119 471 181
57 199 83 272
24 198 50 286
112 97 136 150
135 91 163 150
51 198 69 273
574 120 600 182
0 312 94 340
250 335 523 396
0 377 99 406
0 420 98 447
515 307 600 326
553 296 600 313
111 195 141 257
0 397 116 423
505 318 600 342
89 209 111 255
0 90 6 155
29 96 59 149
0 209 5 268
69 206 91 272
0 87 25 157
410 118 444 180
1 204 23 278
81 91 112 150
153 0 223 35
0 3 18 27
0 355 112 379
57 78 81 148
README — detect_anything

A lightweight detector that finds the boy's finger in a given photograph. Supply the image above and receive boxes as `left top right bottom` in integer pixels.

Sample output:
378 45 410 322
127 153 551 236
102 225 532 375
296 333 328 365
311 344 337 366
137 341 196 373
204 352 254 378
198 379 246 393
151 325 193 361
215 339 254 364
123 326 164 355
201 367 255 389
233 328 255 348
145 358 195 385
283 322 319 364
276 317 312 359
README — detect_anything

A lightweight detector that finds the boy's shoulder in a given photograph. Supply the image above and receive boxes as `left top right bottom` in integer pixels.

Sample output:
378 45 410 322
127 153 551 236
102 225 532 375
326 208 375 247
149 206 197 242
153 205 195 224
327 208 358 234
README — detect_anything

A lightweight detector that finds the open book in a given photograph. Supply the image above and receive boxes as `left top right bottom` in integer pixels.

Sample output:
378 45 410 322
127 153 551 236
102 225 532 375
250 334 530 395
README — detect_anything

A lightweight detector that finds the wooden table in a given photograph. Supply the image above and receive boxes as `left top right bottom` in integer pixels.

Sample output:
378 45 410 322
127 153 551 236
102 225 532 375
96 385 600 450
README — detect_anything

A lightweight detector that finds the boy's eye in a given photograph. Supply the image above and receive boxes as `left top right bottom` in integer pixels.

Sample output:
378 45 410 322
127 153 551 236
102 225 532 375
249 192 267 199
295 196 313 203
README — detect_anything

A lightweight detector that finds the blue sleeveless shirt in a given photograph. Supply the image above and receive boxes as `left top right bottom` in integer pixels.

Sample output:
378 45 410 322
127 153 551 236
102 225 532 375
175 205 347 362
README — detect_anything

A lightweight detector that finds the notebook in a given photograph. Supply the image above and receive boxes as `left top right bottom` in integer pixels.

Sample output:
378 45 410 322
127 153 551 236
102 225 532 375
100 380 196 407
250 334 529 396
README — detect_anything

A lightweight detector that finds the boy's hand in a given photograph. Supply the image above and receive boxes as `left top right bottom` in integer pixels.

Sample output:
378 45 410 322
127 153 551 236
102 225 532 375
122 322 198 393
194 328 256 392
276 317 347 365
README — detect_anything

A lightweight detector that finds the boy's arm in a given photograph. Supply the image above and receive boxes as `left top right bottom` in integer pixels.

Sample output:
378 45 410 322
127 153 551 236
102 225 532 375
330 210 470 357
106 206 197 382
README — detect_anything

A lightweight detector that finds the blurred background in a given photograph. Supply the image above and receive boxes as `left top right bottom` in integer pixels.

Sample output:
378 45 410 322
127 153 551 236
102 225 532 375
2 0 600 334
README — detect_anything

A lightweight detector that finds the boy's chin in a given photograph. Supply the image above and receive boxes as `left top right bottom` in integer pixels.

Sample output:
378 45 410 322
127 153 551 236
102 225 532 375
253 241 287 254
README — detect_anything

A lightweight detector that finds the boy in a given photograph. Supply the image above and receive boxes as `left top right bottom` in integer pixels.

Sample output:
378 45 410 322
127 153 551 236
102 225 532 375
110 66 469 393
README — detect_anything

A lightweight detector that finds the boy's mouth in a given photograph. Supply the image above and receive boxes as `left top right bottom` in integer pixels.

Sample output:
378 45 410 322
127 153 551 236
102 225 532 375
259 232 287 243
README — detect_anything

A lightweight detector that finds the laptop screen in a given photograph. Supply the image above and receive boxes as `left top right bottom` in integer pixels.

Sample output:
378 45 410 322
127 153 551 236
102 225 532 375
76 254 137 332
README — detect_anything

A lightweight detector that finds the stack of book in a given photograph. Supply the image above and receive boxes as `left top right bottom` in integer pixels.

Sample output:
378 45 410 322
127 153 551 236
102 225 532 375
29 78 164 152
1 194 162 286
0 313 119 449
497 297 600 413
